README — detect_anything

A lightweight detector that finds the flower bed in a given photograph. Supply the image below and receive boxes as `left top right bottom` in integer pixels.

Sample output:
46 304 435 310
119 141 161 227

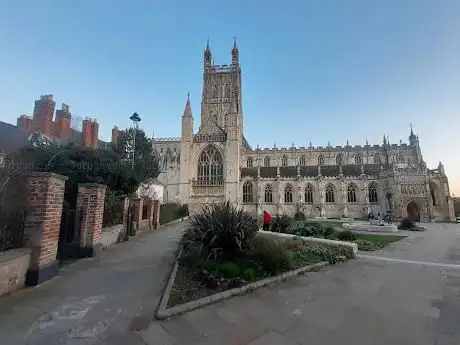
160 202 352 314
269 216 406 251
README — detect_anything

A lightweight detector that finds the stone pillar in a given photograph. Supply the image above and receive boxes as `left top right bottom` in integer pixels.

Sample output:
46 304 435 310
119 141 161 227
145 199 154 230
152 200 160 229
447 196 455 221
120 197 130 241
23 172 68 286
76 183 106 257
131 198 143 229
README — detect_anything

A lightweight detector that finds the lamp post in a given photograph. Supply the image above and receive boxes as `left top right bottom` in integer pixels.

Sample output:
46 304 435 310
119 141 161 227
130 112 141 171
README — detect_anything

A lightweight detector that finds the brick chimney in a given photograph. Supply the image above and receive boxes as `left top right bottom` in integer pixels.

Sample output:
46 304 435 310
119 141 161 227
33 95 55 136
111 126 120 146
54 103 71 139
82 118 99 148
17 114 33 131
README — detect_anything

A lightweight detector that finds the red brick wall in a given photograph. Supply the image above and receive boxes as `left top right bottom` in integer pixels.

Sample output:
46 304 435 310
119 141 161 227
23 172 67 269
54 109 71 139
77 183 107 253
17 115 33 131
32 95 55 136
112 126 121 146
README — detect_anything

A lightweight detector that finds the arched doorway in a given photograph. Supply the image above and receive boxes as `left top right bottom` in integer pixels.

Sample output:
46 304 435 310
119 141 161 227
407 201 420 222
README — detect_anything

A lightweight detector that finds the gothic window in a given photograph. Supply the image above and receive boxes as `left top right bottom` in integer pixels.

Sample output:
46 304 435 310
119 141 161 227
305 184 313 203
299 155 306 166
247 157 253 168
264 156 270 167
177 153 180 164
281 155 288 167
197 145 223 183
163 155 168 169
318 154 325 166
325 184 335 203
243 181 253 203
347 184 357 203
354 153 362 165
374 153 381 165
394 152 404 164
336 153 343 165
368 183 378 203
224 83 231 98
284 184 293 203
264 184 273 203
429 182 438 206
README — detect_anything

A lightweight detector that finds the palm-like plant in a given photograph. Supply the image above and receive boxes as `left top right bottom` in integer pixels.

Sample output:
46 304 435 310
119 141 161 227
188 201 257 260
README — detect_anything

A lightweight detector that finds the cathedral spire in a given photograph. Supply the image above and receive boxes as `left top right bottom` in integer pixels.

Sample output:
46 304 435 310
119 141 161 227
232 37 239 67
183 93 193 117
204 38 212 69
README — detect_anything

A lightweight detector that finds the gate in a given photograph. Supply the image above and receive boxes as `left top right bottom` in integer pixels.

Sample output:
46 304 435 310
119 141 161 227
57 203 80 264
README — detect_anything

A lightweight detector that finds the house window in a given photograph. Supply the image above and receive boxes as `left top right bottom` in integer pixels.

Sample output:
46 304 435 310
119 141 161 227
336 153 343 165
347 184 357 203
325 184 335 203
281 155 288 167
299 155 306 166
243 181 253 203
368 183 378 203
197 145 223 183
247 157 253 168
355 154 362 165
318 154 325 166
305 184 313 203
264 184 273 203
284 184 293 203
264 156 270 167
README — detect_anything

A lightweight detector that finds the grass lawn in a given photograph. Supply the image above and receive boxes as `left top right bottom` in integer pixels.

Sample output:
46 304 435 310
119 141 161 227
354 233 406 247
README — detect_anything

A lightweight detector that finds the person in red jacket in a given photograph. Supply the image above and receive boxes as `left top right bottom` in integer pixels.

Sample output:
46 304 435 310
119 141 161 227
262 210 272 231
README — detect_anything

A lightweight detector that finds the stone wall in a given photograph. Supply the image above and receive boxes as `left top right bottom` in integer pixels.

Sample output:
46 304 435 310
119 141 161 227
100 224 124 248
0 248 31 297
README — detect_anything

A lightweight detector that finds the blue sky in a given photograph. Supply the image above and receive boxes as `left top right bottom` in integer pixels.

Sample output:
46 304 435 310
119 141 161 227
1 0 459 194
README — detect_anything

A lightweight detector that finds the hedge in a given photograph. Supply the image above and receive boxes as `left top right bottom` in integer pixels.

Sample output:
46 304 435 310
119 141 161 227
160 203 189 224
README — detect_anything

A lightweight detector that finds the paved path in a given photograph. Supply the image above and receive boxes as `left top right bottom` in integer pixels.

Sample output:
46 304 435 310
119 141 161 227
0 221 186 345
147 222 460 345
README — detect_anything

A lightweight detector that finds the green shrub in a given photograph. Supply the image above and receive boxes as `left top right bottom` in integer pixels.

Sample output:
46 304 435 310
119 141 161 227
324 226 336 239
354 239 375 251
294 210 305 220
188 201 258 260
246 236 291 275
295 244 344 264
285 221 329 238
336 230 357 241
398 218 415 230
216 261 241 278
242 268 256 281
270 214 292 233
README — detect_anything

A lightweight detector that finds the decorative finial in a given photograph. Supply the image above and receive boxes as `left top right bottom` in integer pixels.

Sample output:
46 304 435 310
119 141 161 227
328 140 331 147
206 38 210 49
309 141 312 148
187 92 190 100
410 123 414 135
366 138 369 145
346 139 349 146
292 142 295 148
233 36 237 49
273 142 276 149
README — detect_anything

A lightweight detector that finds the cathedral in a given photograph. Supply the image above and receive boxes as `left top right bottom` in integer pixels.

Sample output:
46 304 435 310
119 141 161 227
153 40 455 222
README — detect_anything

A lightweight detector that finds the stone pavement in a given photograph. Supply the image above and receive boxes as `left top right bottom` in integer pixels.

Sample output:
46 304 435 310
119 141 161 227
0 221 186 345
147 222 460 345
2 222 460 345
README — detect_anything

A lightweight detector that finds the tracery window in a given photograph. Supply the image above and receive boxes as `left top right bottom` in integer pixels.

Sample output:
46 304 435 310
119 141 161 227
284 184 293 203
264 184 273 203
318 154 325 166
299 155 306 166
355 153 362 165
247 157 253 168
374 153 381 165
347 184 357 203
281 155 288 167
305 184 313 203
325 184 335 203
243 181 253 203
336 153 343 165
197 145 223 183
368 183 378 203
264 156 270 167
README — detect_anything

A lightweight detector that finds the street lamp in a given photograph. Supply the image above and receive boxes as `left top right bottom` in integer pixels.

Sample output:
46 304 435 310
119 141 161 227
130 112 141 171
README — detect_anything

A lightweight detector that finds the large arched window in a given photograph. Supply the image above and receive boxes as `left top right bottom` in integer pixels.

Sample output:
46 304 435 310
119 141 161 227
299 155 306 166
429 181 438 206
318 154 325 166
243 181 253 203
197 145 223 184
281 155 288 167
264 184 273 203
394 152 404 164
325 184 335 203
284 184 293 203
247 157 253 168
264 156 270 167
374 153 381 165
354 153 362 165
347 183 357 203
368 183 378 203
305 184 313 203
336 153 343 165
